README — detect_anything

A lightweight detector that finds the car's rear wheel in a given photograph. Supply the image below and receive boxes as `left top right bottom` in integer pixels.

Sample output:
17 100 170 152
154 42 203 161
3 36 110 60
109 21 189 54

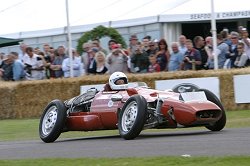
199 89 226 131
39 100 67 143
118 95 147 140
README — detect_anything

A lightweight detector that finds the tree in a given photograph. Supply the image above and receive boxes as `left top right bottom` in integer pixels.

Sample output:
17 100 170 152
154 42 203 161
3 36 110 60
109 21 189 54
77 25 127 54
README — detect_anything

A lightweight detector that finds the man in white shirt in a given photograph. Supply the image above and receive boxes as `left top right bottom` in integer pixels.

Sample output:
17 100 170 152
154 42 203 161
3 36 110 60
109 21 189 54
178 35 188 55
22 47 44 80
18 43 28 62
62 49 81 78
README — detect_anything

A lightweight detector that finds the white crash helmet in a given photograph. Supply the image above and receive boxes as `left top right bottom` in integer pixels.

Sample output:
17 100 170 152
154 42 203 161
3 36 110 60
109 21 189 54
109 72 128 90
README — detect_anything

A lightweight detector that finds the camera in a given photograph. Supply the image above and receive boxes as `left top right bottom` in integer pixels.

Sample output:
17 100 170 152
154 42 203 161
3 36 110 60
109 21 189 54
183 59 188 63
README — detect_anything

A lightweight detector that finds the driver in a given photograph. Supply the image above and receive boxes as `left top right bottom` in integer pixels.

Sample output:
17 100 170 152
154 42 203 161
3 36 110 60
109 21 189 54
104 72 128 91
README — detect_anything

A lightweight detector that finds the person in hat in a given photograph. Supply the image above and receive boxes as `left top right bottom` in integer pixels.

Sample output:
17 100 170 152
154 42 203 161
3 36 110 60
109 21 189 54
107 44 128 74
128 34 138 54
127 34 138 73
146 41 158 55
86 47 99 74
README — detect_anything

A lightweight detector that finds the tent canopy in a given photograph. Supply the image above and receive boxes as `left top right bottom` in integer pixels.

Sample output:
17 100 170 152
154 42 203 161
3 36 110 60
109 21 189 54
0 0 249 36
0 37 22 48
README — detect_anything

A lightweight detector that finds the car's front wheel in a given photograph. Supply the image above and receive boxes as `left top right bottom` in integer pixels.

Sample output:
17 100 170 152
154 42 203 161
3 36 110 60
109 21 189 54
199 89 226 131
39 100 67 143
118 95 147 140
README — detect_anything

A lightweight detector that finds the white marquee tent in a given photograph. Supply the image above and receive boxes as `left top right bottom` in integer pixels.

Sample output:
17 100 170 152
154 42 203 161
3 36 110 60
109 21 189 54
0 0 249 38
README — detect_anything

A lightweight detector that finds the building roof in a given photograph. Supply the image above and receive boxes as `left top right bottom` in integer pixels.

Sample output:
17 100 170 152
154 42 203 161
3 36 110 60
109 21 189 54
0 0 249 38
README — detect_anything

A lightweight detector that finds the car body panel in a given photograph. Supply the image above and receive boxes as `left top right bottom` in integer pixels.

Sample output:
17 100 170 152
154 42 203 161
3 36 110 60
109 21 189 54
64 86 222 131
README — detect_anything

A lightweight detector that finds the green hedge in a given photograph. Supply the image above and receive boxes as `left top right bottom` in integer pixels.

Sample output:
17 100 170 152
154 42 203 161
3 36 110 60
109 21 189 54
1 68 250 119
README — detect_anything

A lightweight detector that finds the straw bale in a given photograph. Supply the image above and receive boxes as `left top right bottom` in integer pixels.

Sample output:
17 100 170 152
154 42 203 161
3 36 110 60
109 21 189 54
1 67 250 119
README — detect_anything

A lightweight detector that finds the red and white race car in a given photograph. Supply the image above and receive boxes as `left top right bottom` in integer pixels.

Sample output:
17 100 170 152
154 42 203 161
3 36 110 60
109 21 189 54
39 82 226 143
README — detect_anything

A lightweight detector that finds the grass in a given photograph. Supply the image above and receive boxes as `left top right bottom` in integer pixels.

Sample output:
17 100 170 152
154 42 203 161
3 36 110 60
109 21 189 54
0 110 250 142
0 110 250 165
0 156 250 166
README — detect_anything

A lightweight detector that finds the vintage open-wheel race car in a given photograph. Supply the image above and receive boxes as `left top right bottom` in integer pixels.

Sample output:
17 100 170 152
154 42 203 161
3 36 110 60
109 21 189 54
39 82 226 143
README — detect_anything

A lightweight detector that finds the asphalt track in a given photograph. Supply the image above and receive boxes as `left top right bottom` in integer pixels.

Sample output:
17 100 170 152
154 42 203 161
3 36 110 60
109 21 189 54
0 128 249 159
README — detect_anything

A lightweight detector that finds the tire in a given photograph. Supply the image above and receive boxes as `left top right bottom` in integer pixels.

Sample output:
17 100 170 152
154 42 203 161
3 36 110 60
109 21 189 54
39 99 67 143
198 89 226 131
118 95 147 140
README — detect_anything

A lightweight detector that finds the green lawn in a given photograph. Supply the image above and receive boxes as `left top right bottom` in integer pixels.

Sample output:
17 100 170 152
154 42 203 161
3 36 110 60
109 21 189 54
0 110 249 165
0 156 250 166
0 110 249 142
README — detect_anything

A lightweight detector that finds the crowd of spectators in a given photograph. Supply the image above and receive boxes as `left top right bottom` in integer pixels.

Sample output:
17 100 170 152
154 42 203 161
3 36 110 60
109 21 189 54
1 25 250 81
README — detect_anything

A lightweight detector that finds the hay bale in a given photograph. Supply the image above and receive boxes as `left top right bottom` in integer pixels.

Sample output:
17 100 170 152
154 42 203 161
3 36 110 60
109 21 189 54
1 68 250 119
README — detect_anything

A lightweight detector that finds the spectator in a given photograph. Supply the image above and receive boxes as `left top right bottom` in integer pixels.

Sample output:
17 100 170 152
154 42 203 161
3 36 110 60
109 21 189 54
193 36 208 69
43 43 51 57
107 39 117 53
23 47 44 80
86 47 98 74
43 44 52 76
18 43 28 62
45 47 56 78
62 49 82 78
0 54 13 81
155 39 170 71
141 36 150 52
50 46 67 78
168 42 184 71
91 39 107 55
148 54 161 73
81 42 91 74
204 36 214 69
8 52 25 81
107 44 128 74
37 51 47 68
144 35 151 41
128 34 138 55
72 49 84 75
130 43 149 73
127 34 138 73
237 25 244 40
0 52 6 66
240 28 250 60
234 42 248 68
220 28 232 47
49 47 55 55
227 31 240 68
38 51 50 79
216 34 229 69
95 51 108 74
178 35 187 55
181 39 201 70
34 47 41 55
146 41 158 55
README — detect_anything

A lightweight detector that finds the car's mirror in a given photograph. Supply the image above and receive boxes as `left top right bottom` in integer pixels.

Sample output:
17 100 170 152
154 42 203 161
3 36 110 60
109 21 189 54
111 94 123 102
